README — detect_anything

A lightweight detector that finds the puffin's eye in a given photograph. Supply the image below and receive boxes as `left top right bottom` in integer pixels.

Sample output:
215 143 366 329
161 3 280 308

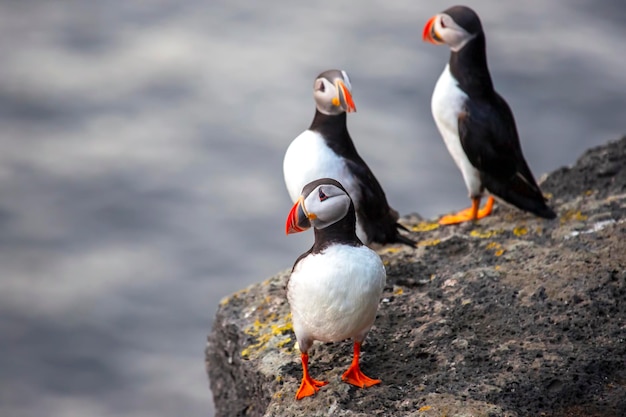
318 188 328 201
440 17 446 28
319 81 325 93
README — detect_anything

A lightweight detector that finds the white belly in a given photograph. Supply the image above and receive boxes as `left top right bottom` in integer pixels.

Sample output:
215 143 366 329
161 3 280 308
287 244 386 350
431 65 482 197
283 130 367 242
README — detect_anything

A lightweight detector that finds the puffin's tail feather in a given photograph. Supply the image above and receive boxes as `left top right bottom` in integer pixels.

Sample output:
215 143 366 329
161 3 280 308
366 222 417 247
394 226 418 248
529 202 557 219
483 174 557 220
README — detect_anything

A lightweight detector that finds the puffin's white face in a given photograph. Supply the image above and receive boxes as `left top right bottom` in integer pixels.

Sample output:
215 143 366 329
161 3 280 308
286 183 351 234
423 13 475 52
313 70 357 116
303 183 351 229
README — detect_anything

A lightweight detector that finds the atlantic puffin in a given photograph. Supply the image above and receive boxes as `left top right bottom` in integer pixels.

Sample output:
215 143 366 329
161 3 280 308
283 69 415 246
422 6 556 224
286 178 386 400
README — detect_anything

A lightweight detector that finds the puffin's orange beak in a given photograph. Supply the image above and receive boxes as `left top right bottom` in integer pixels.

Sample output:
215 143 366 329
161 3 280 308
422 16 442 44
335 80 356 113
286 197 312 235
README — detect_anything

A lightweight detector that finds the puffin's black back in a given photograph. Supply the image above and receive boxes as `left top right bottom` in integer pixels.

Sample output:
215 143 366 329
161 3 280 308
446 7 556 219
310 111 415 246
458 95 556 219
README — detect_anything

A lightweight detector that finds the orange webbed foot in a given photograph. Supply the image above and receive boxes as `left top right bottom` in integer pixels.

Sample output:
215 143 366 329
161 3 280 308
341 342 381 388
341 365 381 388
295 375 328 399
295 352 328 400
438 206 476 225
439 196 494 225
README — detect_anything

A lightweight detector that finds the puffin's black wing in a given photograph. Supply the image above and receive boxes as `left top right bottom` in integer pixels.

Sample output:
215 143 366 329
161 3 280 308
458 94 556 219
343 156 416 246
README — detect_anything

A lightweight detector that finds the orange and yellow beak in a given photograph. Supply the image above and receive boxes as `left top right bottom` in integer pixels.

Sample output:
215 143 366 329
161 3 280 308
422 15 443 44
286 197 312 235
333 80 356 113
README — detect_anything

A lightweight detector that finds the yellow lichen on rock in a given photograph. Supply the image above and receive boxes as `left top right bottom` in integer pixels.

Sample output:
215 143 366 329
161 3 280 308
220 286 251 306
418 238 441 247
276 337 292 349
412 222 440 232
560 210 588 224
485 241 505 256
382 247 401 254
470 229 501 239
241 311 293 359
513 226 528 236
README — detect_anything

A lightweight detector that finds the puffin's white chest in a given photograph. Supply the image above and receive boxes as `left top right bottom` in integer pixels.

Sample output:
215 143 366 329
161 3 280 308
431 65 482 197
283 130 366 241
287 244 386 345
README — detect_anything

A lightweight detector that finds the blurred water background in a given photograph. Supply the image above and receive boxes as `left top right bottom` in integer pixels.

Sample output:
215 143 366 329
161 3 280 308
0 1 624 416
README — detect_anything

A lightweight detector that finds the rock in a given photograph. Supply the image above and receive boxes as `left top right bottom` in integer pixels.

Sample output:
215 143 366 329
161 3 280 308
206 137 626 417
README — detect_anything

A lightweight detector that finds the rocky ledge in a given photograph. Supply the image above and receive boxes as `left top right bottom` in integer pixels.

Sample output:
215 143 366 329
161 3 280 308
206 137 626 417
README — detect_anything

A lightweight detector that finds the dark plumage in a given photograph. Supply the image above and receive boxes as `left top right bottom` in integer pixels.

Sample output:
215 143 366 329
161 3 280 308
285 177 386 400
284 69 416 245
309 111 415 245
424 5 556 223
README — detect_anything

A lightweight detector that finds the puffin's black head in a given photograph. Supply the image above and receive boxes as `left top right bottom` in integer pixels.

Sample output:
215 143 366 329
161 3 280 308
423 5 483 52
312 69 356 116
285 178 353 234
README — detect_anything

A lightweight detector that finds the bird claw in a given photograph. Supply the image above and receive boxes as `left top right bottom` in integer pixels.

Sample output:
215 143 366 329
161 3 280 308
295 376 328 399
439 197 494 225
341 365 381 388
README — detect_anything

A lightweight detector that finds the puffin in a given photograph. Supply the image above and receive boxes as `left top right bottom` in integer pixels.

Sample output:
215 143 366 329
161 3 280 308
283 69 415 246
422 6 556 224
285 178 386 400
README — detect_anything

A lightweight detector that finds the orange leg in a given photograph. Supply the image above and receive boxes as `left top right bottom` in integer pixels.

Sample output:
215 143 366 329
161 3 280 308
439 196 495 225
341 342 381 388
295 352 328 400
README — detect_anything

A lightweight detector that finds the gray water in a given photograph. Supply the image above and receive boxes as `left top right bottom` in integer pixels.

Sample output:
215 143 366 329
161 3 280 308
0 1 624 416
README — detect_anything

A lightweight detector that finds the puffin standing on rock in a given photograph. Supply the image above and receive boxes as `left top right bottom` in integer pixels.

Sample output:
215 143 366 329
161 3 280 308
286 178 386 400
422 5 556 224
283 69 415 246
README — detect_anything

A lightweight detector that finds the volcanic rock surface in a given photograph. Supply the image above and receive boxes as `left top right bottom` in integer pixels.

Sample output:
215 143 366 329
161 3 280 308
206 137 626 417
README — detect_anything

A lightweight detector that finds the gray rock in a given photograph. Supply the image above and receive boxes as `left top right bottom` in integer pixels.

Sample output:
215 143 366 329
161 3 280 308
206 137 626 417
